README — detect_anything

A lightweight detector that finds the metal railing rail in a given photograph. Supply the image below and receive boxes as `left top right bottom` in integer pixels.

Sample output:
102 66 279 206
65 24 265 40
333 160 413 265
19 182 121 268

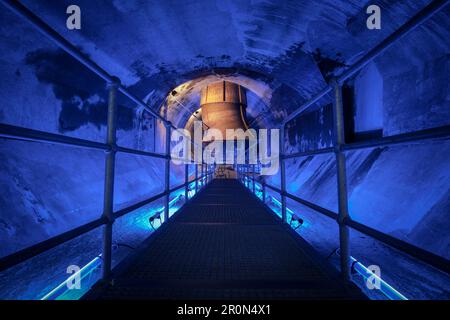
282 0 450 126
239 173 450 274
0 0 169 125
283 125 450 160
0 172 209 273
270 0 450 280
0 0 449 283
0 0 210 279
0 123 110 151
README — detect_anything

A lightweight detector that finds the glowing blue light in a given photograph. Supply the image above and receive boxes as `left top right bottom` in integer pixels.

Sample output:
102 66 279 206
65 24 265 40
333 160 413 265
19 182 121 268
349 256 408 300
41 255 102 300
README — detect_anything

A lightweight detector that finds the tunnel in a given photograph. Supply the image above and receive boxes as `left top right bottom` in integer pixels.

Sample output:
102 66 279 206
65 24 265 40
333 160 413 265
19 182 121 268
0 0 449 302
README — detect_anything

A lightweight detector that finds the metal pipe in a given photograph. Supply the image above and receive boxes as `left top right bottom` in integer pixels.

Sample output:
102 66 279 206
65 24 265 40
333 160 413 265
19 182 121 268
337 0 450 84
280 125 287 223
41 255 102 300
262 182 266 203
331 80 351 281
114 180 197 219
0 217 106 273
226 174 450 275
282 86 332 126
116 146 168 159
0 174 207 273
114 191 166 219
0 123 172 159
164 123 171 222
201 163 204 188
0 0 170 125
349 256 408 300
252 164 256 194
185 163 189 201
259 180 337 219
101 78 120 281
284 190 338 220
0 0 111 81
118 85 168 124
282 0 450 126
346 219 450 274
343 125 450 151
195 164 198 193
282 124 450 160
0 123 109 151
283 147 335 160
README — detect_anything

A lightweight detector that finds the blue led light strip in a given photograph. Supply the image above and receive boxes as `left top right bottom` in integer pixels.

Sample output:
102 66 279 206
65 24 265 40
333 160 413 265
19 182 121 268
41 256 102 300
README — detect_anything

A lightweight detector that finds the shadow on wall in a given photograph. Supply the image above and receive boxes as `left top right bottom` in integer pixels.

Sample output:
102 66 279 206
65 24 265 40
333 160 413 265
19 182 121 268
25 49 134 132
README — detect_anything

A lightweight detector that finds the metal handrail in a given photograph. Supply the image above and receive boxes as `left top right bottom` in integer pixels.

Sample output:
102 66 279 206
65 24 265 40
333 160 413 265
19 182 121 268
116 146 167 159
0 123 205 161
0 0 169 125
268 0 450 280
0 217 106 273
283 125 450 160
1 0 449 284
0 173 209 273
240 173 450 274
282 0 450 126
0 123 110 151
0 0 202 279
0 0 202 156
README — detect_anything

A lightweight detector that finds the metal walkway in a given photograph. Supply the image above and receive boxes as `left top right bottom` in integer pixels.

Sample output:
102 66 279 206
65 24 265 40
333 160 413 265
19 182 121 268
85 179 364 300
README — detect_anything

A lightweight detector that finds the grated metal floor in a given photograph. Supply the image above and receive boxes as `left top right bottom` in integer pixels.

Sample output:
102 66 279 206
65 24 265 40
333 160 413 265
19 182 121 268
85 179 364 300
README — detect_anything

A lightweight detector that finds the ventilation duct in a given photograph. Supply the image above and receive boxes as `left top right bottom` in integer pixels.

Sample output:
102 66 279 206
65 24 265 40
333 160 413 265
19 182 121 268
200 81 249 141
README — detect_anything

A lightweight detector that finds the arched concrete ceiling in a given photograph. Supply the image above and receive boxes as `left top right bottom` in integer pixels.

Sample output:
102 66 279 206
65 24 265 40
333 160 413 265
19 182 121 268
5 0 449 129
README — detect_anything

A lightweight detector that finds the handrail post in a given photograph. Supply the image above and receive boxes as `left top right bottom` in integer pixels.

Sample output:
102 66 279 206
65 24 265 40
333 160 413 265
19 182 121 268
331 79 351 281
164 122 172 222
101 77 120 281
262 181 266 203
252 164 256 194
201 163 204 188
195 164 198 193
185 163 189 202
280 124 287 223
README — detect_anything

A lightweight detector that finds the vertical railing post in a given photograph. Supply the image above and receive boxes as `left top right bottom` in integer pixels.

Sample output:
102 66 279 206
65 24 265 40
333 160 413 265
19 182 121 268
185 163 189 202
246 165 249 186
244 166 246 186
201 163 204 188
280 124 287 223
262 181 266 203
101 77 120 281
331 78 351 281
252 164 256 194
195 164 198 193
164 122 172 222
